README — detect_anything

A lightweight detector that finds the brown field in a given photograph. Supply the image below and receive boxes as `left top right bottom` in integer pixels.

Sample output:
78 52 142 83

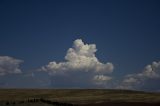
0 89 160 106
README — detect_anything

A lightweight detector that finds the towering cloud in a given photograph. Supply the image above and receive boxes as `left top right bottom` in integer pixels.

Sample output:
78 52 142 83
41 39 114 87
42 39 113 74
118 61 160 89
0 56 23 76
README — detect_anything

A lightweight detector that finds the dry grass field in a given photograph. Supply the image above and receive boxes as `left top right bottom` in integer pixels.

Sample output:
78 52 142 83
0 89 160 106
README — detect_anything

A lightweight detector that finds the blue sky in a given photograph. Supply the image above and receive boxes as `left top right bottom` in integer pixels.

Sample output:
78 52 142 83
0 0 160 91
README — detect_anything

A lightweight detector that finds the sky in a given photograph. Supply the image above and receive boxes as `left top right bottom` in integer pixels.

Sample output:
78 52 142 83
0 0 160 91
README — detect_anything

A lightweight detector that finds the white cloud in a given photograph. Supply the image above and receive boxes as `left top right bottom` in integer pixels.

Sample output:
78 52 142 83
93 75 112 85
41 39 114 87
42 39 113 74
117 61 160 89
0 56 23 76
141 61 160 78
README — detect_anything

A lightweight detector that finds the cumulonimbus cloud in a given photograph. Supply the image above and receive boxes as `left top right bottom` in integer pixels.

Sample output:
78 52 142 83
41 39 114 87
117 61 160 89
0 56 23 76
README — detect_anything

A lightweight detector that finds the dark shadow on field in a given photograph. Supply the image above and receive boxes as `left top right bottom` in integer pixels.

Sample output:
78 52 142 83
2 98 75 106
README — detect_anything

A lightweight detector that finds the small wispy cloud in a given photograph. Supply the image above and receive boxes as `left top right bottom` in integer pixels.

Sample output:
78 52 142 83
93 75 112 85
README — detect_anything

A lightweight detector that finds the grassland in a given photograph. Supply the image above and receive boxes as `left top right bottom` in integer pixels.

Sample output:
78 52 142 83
0 89 160 106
